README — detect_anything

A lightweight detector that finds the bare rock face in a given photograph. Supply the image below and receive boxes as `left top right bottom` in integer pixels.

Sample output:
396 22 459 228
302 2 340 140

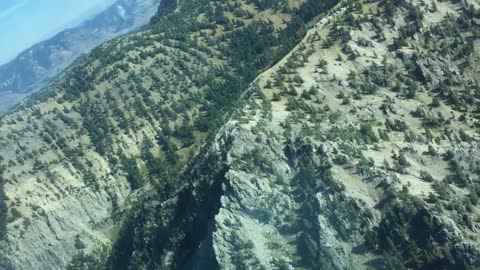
212 125 300 269
3 165 130 269
193 114 363 269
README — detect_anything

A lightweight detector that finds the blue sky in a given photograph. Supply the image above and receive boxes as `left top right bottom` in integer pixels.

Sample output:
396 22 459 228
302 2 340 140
0 0 116 64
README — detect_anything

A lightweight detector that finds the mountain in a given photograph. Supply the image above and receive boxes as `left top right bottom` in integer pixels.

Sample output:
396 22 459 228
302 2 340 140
0 0 479 269
0 0 161 113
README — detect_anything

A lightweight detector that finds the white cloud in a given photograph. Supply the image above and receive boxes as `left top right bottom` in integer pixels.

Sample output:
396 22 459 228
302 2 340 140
117 5 126 19
0 0 29 20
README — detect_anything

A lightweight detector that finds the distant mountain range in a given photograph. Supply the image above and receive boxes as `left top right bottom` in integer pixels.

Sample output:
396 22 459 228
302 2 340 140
0 0 160 112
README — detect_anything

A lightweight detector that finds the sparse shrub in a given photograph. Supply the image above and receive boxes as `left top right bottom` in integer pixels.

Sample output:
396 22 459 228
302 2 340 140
420 171 435 182
359 123 379 144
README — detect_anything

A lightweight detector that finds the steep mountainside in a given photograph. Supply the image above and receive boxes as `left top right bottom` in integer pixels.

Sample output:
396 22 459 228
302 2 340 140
100 0 480 269
0 0 335 269
0 0 480 269
0 0 161 112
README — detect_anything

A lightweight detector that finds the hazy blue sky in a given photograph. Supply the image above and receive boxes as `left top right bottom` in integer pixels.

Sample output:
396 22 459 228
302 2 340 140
0 0 116 64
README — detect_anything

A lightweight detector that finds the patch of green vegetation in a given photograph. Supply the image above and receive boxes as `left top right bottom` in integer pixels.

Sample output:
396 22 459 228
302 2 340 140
366 194 476 269
0 174 6 240
67 243 110 270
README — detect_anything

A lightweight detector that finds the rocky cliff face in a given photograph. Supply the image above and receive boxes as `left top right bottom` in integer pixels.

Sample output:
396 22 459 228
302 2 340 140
0 0 479 269
207 122 365 269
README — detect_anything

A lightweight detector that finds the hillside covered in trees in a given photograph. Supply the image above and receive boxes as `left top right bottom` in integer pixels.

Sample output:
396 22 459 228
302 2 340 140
0 0 480 269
